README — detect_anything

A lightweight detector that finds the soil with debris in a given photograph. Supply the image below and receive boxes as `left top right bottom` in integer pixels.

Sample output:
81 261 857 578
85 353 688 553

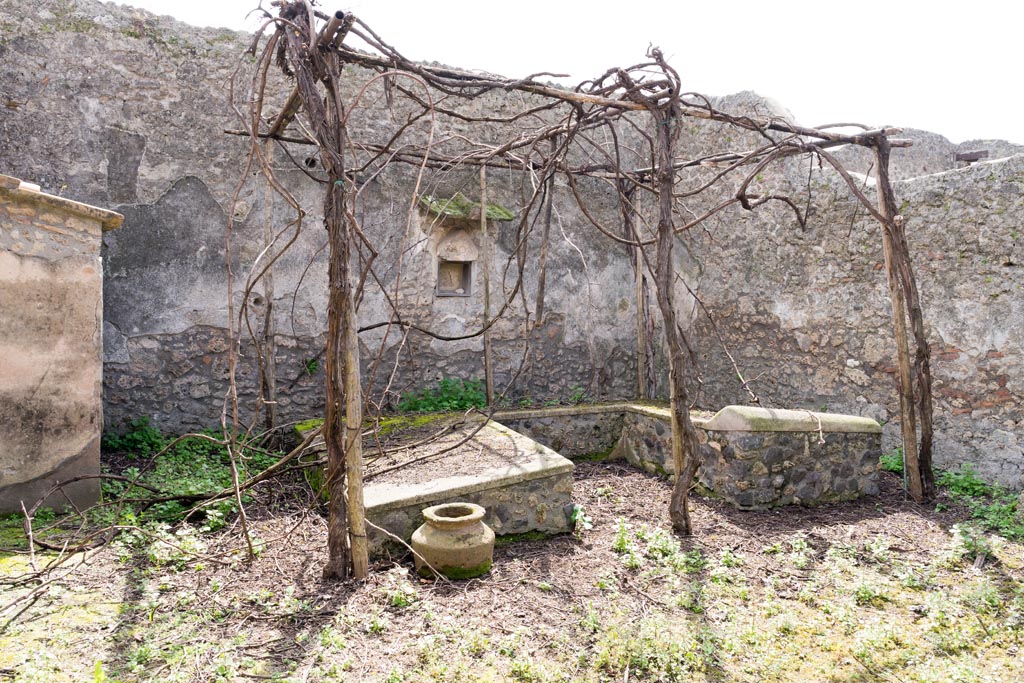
2 462 1022 682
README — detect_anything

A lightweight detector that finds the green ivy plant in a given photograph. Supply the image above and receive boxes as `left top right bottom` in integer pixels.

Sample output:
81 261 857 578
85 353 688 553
397 378 486 412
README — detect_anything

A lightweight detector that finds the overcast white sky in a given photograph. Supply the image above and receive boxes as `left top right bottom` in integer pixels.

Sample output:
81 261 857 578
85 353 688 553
117 0 1023 144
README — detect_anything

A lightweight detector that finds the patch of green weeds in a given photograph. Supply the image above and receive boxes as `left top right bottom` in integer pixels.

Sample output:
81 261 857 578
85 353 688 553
883 459 1023 541
580 602 602 633
675 580 705 613
144 525 206 569
862 535 892 564
459 629 492 657
895 564 934 590
853 581 890 607
946 522 1002 563
591 616 714 679
380 573 418 608
398 377 486 412
100 420 279 526
621 549 643 570
509 658 548 682
676 549 707 574
937 465 1024 540
962 577 1004 615
594 570 617 592
719 548 744 568
0 512 35 550
611 519 632 554
939 464 994 498
611 520 707 575
364 612 390 634
102 417 166 455
570 503 593 532
879 448 904 473
567 385 587 404
788 535 813 569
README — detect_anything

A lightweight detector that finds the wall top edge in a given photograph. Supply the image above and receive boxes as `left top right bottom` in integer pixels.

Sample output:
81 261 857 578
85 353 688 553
0 174 124 231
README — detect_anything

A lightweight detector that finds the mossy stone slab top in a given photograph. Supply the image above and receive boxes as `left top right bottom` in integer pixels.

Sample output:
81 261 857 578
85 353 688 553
419 192 515 221
702 406 882 433
492 401 711 426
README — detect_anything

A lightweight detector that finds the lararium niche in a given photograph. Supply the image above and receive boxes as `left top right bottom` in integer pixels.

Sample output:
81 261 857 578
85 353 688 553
436 230 475 297
419 192 515 299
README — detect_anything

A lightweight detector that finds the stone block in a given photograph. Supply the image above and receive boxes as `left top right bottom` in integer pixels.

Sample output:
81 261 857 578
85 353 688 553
363 421 574 557
611 403 883 509
703 405 883 434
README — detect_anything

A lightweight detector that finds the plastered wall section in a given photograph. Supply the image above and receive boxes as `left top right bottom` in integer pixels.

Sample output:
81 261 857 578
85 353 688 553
0 0 646 433
690 154 1024 488
0 174 122 512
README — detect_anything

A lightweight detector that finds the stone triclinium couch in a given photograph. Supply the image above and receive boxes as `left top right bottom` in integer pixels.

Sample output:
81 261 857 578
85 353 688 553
302 403 881 556
364 421 576 556
498 403 883 510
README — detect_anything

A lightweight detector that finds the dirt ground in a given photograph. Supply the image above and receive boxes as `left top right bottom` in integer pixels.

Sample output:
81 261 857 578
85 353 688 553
2 461 1022 682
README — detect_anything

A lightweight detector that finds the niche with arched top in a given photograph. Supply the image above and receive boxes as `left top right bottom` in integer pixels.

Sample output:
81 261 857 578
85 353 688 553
435 227 478 297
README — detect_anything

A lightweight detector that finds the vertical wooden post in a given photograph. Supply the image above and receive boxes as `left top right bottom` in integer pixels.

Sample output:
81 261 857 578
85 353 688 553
534 141 556 325
620 181 650 400
343 289 368 579
635 234 646 399
647 105 703 535
322 177 352 579
874 138 923 502
480 166 494 405
261 142 278 436
323 169 368 580
270 6 371 579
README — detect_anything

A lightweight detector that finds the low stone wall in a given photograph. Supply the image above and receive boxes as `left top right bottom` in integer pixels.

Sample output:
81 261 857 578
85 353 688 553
494 404 626 458
611 405 882 509
364 422 575 557
700 430 881 508
0 174 122 512
609 405 679 476
297 402 882 559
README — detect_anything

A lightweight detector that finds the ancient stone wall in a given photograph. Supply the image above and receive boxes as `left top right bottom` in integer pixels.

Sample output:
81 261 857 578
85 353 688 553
0 174 122 512
691 153 1024 488
494 404 627 458
0 0 1021 488
0 0 644 434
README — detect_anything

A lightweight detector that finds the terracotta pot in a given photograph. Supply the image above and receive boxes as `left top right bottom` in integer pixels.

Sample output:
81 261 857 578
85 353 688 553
411 502 495 579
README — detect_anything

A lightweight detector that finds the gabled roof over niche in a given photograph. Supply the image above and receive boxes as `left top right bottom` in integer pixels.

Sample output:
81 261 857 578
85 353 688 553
418 192 515 222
